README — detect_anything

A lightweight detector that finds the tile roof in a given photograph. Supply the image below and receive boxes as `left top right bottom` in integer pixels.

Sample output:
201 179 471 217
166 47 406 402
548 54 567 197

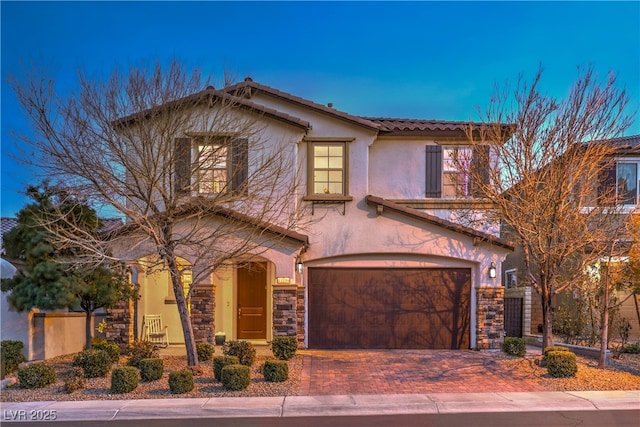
114 86 311 131
591 134 640 152
226 78 514 138
365 196 514 250
107 200 309 247
363 117 475 132
225 78 383 131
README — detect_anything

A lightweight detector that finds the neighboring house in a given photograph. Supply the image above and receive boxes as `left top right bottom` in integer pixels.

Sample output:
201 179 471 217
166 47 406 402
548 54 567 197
107 78 515 351
502 135 640 341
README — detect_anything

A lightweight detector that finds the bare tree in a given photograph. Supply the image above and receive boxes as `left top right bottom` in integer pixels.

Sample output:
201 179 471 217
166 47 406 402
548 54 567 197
459 65 633 354
9 60 309 366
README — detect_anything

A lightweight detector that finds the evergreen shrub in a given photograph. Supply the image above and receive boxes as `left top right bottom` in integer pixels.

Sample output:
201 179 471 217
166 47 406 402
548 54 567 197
213 355 240 381
263 359 288 382
546 350 578 378
17 364 56 389
271 336 298 360
223 340 256 366
221 364 250 391
73 349 112 378
502 337 526 357
111 366 139 393
139 358 164 381
168 369 194 394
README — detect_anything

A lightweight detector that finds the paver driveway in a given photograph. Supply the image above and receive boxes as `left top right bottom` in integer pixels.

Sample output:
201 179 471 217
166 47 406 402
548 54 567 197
298 349 546 396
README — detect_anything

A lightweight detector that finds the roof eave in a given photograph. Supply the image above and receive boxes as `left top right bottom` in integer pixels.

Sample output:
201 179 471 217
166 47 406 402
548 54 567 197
365 195 514 251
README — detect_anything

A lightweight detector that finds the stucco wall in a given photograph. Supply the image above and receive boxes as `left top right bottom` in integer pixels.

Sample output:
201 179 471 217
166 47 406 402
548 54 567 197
31 312 106 361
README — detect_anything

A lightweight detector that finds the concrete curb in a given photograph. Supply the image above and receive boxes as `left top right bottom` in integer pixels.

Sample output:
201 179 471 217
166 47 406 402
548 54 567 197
1 391 638 423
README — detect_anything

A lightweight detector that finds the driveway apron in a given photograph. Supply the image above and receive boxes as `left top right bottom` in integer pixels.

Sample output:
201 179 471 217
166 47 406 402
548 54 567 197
298 350 545 396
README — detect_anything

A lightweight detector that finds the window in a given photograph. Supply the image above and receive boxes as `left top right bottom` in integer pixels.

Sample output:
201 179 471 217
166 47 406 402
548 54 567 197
443 147 473 197
198 143 228 194
617 162 638 205
425 145 489 198
504 269 517 289
174 136 248 196
310 142 346 196
598 160 639 206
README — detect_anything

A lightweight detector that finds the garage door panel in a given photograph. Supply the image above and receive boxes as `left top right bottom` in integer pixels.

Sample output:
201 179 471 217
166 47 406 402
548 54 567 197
309 268 470 349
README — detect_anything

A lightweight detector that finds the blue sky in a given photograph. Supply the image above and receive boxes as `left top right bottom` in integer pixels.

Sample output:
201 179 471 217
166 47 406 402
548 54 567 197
2 1 639 217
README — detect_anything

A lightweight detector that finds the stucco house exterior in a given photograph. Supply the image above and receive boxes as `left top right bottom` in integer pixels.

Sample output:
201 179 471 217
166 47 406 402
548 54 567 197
502 134 640 341
106 78 515 351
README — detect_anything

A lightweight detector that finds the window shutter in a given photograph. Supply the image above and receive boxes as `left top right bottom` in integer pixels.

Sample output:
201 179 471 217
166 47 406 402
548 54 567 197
425 145 442 198
471 145 490 196
231 138 249 195
597 162 617 206
174 137 191 195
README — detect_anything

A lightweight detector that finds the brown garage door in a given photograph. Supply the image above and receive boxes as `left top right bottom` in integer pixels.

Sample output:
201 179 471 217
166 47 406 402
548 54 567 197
308 268 471 349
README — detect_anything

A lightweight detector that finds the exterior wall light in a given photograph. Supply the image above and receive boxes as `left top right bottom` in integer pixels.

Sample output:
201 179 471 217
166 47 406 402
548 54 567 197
488 262 497 279
296 256 303 274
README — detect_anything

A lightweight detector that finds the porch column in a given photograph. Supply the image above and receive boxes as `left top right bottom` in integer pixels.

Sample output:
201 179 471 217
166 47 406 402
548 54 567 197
190 282 215 343
105 298 134 345
273 283 298 338
476 287 505 350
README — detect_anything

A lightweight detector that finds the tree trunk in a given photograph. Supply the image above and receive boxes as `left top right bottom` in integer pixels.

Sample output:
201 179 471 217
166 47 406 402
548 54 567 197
167 256 199 367
541 296 554 352
85 308 94 350
599 275 610 369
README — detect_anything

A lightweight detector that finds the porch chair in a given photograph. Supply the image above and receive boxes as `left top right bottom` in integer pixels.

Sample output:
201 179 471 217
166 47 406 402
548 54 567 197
143 314 169 347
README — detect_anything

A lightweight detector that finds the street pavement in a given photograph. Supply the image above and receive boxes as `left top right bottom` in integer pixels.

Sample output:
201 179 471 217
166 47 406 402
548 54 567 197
1 390 639 426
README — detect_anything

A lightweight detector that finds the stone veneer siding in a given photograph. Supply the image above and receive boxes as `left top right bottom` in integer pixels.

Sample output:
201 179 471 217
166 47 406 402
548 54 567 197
105 298 134 345
296 286 305 346
273 285 298 338
476 286 505 350
190 283 214 343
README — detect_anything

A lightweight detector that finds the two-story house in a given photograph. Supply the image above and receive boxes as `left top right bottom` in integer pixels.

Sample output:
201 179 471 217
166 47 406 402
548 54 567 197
107 78 515 351
502 134 640 341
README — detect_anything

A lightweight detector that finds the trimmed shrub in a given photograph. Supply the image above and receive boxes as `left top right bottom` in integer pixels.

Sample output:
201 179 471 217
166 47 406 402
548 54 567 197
1 340 26 377
263 359 288 382
271 336 298 360
139 358 164 381
111 366 139 394
93 342 120 363
221 364 250 391
64 367 85 393
168 369 194 394
546 350 578 378
542 346 570 366
17 364 56 389
623 342 640 354
543 346 570 357
502 337 526 357
213 355 240 381
126 340 159 369
73 349 112 378
223 340 256 366
197 342 214 362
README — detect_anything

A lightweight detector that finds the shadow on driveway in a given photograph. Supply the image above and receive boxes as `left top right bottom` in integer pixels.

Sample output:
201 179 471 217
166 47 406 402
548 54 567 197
298 349 545 396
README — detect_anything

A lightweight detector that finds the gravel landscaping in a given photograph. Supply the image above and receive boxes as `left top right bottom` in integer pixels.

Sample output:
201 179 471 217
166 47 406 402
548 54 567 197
1 350 638 402
1 354 302 402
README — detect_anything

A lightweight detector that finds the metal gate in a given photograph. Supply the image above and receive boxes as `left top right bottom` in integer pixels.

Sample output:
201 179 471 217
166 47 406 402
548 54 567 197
504 297 523 338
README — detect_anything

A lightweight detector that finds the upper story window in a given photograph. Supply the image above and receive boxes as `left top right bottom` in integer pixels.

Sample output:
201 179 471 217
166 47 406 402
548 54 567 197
174 136 248 196
307 141 349 198
598 159 639 206
425 145 489 198
443 147 473 197
198 143 228 194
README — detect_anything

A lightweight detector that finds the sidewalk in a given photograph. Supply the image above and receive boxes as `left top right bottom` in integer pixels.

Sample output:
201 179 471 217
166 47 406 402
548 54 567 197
2 391 639 423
